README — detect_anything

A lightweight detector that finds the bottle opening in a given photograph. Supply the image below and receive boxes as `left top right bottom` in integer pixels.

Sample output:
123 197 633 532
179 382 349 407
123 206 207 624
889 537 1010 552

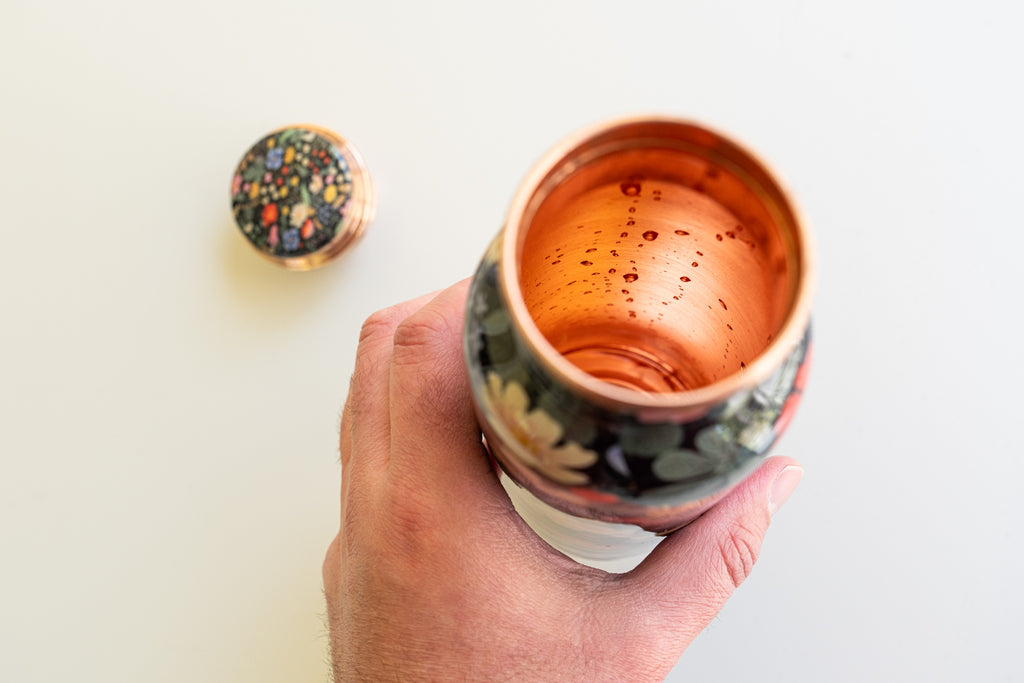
512 120 804 396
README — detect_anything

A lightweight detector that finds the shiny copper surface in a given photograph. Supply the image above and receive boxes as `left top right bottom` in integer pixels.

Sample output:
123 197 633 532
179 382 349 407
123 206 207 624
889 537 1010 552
502 117 814 419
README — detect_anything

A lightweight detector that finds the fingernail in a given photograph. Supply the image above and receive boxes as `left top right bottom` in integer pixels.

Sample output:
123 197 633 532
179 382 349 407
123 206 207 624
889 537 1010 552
768 465 804 516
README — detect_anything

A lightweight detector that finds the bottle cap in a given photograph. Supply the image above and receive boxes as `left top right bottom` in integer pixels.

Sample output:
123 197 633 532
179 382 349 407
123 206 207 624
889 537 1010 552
230 125 375 270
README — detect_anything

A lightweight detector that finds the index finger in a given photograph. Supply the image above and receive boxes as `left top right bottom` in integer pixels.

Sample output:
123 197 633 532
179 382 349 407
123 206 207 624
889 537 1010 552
341 289 442 473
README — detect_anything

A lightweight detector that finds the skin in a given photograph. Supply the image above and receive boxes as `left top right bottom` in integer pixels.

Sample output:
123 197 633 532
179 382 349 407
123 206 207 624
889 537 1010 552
323 279 803 681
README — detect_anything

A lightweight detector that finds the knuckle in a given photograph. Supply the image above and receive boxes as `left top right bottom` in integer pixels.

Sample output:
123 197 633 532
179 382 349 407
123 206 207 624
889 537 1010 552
391 307 453 367
322 534 341 589
716 521 763 589
349 308 402 402
379 484 444 560
358 308 400 346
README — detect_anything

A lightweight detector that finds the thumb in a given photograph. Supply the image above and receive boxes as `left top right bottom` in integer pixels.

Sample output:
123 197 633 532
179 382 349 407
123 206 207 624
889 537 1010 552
622 456 803 639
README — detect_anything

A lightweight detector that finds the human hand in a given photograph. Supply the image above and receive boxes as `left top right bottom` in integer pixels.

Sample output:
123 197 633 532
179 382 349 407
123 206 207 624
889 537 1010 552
323 279 803 681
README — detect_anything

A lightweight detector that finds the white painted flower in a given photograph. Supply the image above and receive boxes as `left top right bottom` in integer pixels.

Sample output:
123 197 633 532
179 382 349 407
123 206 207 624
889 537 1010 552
737 420 775 454
289 202 310 227
483 372 597 485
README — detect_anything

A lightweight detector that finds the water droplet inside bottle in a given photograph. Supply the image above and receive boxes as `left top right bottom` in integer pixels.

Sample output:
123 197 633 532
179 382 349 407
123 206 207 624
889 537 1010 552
620 180 641 196
623 273 638 283
642 230 658 241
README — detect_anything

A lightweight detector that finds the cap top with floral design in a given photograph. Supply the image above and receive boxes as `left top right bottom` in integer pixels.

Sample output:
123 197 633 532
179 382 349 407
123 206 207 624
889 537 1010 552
230 125 374 270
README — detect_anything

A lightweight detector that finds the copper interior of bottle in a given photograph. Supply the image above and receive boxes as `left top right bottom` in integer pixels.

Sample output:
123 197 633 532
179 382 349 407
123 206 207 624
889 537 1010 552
515 122 802 395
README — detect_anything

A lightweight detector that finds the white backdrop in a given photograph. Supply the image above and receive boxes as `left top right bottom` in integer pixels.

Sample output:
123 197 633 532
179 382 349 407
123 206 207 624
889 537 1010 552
2 1 1021 681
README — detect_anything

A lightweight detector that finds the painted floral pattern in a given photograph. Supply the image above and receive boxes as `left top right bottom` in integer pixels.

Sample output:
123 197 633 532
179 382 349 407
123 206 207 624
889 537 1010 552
482 372 598 485
464 230 812 508
231 127 353 259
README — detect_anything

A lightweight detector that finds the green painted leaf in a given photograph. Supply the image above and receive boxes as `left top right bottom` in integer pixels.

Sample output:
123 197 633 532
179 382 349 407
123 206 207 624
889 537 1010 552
241 159 265 181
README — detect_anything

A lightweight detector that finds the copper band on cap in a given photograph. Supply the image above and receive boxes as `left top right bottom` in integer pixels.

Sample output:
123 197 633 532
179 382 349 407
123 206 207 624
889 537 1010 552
230 125 375 270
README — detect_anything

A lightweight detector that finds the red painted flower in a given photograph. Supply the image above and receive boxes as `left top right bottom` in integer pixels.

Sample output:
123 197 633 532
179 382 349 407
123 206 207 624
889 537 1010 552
774 392 802 437
300 218 315 239
570 487 621 504
262 203 279 226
